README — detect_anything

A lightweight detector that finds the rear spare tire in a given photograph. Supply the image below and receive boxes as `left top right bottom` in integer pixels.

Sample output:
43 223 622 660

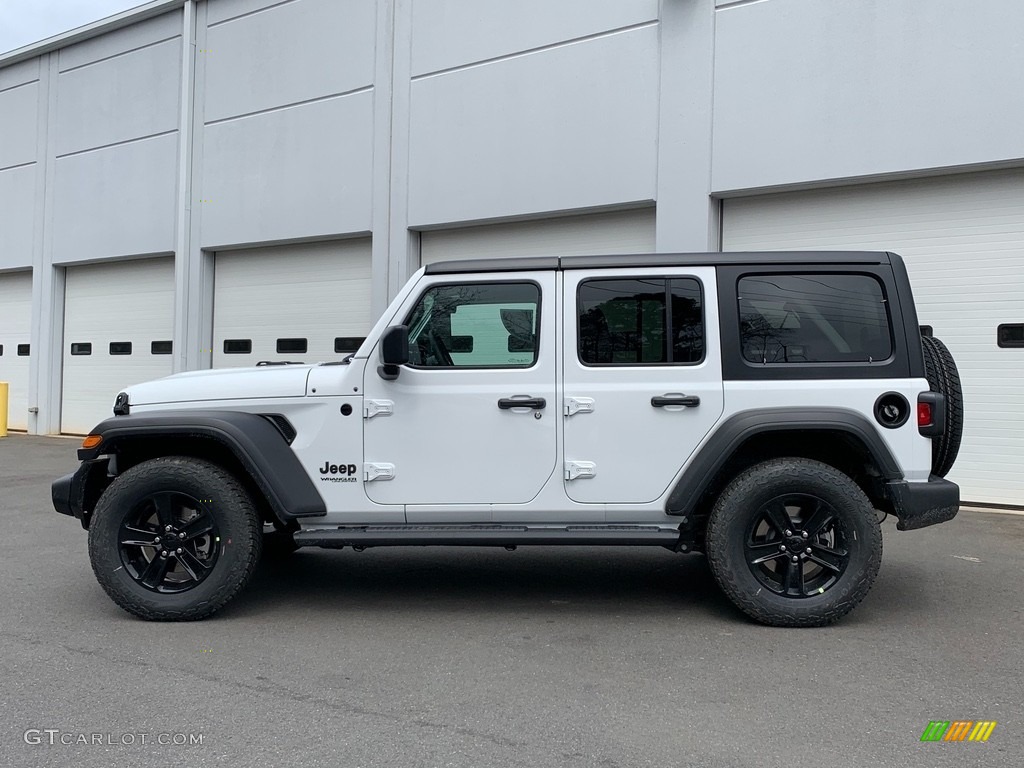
921 335 963 477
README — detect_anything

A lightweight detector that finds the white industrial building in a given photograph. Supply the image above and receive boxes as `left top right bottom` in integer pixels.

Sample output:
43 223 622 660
0 0 1022 505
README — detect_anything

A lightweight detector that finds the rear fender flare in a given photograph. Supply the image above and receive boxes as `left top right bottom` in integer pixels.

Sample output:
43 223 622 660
665 408 903 516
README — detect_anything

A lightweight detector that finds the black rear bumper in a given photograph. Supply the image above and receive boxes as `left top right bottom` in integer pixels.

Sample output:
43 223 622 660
886 476 959 531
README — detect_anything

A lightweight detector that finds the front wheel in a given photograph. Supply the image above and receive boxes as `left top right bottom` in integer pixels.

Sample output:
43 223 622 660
705 458 882 627
88 457 262 621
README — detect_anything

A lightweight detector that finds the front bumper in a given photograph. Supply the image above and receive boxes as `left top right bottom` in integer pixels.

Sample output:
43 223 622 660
51 458 109 528
886 476 960 531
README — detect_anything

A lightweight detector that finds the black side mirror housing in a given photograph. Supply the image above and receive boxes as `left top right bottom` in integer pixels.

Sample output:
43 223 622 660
378 325 409 380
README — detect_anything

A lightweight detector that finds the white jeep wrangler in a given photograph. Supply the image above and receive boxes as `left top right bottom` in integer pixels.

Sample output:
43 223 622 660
52 252 963 627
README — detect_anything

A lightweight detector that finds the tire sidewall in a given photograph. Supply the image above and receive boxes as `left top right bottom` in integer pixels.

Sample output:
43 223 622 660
88 457 259 619
708 460 882 625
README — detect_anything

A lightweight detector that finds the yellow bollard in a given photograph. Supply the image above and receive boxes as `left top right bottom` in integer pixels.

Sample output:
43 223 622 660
0 381 7 437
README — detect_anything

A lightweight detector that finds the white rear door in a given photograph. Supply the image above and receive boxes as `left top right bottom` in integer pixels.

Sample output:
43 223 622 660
562 267 724 504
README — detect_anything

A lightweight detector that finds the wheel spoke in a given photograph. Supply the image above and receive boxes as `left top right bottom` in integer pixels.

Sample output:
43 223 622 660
746 541 785 565
782 558 805 596
801 501 835 537
763 501 793 536
176 550 210 582
152 492 175 529
138 555 172 589
808 544 847 573
120 524 158 547
180 514 215 542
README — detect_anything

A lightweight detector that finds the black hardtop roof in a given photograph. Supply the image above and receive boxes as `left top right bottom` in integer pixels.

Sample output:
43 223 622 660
424 251 895 275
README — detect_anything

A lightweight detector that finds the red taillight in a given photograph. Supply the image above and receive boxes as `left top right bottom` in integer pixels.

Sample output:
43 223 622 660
918 402 933 427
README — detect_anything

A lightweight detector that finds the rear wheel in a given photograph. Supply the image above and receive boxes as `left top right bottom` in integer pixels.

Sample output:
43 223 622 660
921 335 963 477
88 457 261 621
705 458 882 627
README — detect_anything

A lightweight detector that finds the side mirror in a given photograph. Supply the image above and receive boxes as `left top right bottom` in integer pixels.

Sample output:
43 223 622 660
378 325 409 380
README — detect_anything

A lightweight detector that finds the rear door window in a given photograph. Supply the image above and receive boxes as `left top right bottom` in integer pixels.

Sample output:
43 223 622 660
738 274 892 364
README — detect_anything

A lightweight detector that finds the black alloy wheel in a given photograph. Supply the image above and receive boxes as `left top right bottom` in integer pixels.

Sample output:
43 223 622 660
89 456 261 621
705 458 882 627
118 491 221 593
743 493 848 599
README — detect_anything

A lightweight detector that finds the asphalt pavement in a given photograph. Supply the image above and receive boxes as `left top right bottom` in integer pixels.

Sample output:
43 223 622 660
0 434 1021 768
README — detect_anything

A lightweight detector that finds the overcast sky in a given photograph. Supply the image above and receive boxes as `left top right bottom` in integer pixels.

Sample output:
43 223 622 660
0 0 144 54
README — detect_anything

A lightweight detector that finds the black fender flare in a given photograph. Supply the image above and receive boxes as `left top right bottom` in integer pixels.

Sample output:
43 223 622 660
665 408 903 516
77 410 326 522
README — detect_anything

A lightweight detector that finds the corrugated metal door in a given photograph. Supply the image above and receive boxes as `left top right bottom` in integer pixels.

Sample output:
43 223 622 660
0 271 33 431
212 239 372 369
722 168 1024 505
62 258 175 434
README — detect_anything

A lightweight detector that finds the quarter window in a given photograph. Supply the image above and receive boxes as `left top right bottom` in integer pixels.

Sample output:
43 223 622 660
404 282 540 368
738 274 892 364
578 278 704 365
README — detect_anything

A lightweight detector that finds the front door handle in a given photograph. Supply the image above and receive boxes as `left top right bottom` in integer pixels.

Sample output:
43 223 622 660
498 396 547 410
651 394 700 408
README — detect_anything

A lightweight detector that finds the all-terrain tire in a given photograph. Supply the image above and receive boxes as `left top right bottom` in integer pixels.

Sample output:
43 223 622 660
705 458 882 627
88 457 262 621
921 335 964 478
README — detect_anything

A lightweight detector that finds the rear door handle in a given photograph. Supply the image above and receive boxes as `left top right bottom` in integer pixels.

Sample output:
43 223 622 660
498 396 547 410
651 394 700 408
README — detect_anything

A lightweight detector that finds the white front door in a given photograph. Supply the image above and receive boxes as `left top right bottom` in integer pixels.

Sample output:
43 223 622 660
361 273 558 509
562 267 725 504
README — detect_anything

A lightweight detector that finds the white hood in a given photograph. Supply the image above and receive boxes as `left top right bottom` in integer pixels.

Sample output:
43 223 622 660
125 365 315 406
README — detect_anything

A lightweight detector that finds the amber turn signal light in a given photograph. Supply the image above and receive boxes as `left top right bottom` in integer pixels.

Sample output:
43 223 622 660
81 435 103 449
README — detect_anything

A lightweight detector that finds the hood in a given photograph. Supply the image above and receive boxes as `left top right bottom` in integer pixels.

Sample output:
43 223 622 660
125 364 315 406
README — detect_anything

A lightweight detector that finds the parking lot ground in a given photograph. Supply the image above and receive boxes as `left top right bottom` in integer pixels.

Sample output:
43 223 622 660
1 433 1021 768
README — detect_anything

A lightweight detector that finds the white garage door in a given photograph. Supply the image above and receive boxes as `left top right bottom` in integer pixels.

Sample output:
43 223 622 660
213 239 372 369
722 167 1024 506
420 208 656 265
62 258 175 434
0 271 33 431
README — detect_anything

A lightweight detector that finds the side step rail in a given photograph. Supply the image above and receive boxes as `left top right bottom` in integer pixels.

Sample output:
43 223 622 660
293 524 682 549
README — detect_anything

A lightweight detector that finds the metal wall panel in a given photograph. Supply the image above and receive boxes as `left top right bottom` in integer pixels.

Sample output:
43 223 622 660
410 0 658 75
0 57 40 91
712 0 1024 193
0 81 40 169
722 168 1024 505
200 93 374 248
54 37 181 156
420 209 656 264
52 134 178 263
0 167 36 270
408 25 659 227
57 11 182 72
204 0 375 122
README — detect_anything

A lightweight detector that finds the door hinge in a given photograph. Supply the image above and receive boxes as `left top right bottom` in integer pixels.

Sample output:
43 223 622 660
364 462 396 481
363 399 394 419
563 397 595 417
565 461 597 481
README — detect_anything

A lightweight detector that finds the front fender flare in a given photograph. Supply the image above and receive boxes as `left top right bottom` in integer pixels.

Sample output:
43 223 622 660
78 410 326 522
